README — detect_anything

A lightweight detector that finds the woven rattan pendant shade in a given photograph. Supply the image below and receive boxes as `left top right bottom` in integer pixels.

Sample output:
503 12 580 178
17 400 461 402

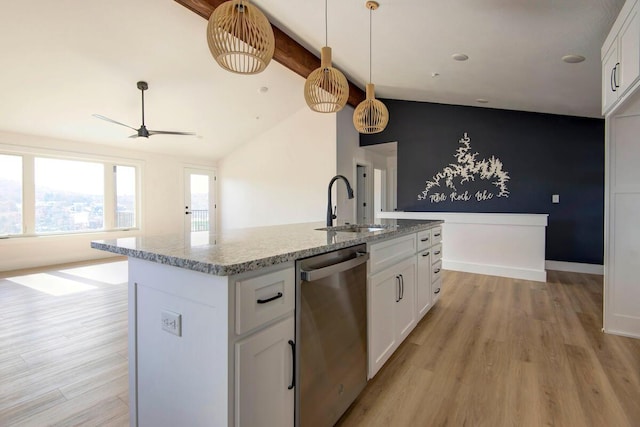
206 0 275 75
353 83 389 134
304 46 349 113
353 1 388 134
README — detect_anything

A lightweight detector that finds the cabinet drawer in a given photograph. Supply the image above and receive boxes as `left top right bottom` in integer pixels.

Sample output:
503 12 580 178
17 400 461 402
369 233 417 275
431 260 442 284
431 244 443 264
431 227 443 245
416 230 431 252
236 267 295 335
432 278 442 304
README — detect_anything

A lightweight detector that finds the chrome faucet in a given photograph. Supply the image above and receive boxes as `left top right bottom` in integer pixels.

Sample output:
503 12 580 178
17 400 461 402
327 175 354 227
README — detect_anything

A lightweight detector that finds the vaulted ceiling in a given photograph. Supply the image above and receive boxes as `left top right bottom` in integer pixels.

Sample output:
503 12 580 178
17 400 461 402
0 0 624 161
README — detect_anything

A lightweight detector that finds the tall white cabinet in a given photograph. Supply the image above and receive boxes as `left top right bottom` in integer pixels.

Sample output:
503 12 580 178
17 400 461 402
603 0 640 339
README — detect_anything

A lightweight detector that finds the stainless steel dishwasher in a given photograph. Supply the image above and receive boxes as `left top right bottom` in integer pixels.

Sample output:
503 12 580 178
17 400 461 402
295 244 369 427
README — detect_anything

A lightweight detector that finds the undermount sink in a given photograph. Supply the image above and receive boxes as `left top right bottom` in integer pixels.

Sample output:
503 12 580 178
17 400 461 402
316 224 391 233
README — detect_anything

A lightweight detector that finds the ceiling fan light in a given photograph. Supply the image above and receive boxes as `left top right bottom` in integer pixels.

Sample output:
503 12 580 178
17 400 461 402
304 46 349 113
353 83 389 134
206 0 275 75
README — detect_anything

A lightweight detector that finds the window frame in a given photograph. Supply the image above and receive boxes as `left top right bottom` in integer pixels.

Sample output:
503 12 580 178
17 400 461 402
0 145 142 237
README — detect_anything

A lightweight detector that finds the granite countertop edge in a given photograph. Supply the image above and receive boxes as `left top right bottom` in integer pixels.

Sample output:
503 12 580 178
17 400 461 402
91 220 443 276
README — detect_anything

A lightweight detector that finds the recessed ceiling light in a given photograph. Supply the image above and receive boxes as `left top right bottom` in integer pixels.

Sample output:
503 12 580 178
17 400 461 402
476 98 489 104
452 53 469 61
258 86 269 93
562 54 585 64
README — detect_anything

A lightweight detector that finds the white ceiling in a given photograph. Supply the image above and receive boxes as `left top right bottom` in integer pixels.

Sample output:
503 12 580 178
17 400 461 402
0 0 625 161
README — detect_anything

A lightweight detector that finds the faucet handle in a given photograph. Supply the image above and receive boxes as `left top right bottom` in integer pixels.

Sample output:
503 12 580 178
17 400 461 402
332 205 337 220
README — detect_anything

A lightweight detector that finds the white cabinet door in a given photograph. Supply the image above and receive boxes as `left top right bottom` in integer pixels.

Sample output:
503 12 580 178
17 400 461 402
236 316 295 427
416 250 432 319
368 256 417 378
603 40 620 114
395 257 417 342
619 2 640 95
369 268 398 378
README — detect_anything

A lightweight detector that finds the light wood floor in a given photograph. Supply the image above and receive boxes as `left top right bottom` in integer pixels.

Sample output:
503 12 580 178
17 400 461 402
1 265 639 426
0 259 129 427
338 270 640 427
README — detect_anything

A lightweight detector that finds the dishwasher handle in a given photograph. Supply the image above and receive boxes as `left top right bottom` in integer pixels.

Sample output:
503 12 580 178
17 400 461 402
300 252 369 281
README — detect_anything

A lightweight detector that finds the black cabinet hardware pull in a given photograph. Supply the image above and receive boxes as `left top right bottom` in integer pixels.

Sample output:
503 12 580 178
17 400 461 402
257 292 283 304
614 62 620 89
434 288 441 294
434 233 441 237
395 276 400 302
434 268 441 274
611 66 616 92
288 340 295 390
399 274 404 300
420 237 429 242
422 252 430 257
434 251 441 255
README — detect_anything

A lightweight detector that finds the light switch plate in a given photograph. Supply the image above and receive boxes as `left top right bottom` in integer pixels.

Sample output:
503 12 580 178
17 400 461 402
161 310 182 336
552 194 560 204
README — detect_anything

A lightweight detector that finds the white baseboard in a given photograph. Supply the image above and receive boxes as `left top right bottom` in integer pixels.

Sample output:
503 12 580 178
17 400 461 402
545 260 604 275
443 260 546 282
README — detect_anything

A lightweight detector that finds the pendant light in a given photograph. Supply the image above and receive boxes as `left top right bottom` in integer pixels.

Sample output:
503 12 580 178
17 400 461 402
353 1 389 134
304 0 349 113
206 0 275 75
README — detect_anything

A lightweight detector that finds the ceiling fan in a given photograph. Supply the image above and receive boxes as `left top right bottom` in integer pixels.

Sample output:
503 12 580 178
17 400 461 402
93 81 195 138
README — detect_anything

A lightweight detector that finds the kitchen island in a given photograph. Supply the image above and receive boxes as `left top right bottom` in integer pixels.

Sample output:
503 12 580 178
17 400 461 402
91 219 442 427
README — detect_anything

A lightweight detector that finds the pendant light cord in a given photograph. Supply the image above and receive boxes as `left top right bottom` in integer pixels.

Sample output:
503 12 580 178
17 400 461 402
369 5 372 83
325 0 328 46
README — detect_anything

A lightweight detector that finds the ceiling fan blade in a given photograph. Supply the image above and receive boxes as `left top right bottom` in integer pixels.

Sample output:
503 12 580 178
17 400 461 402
148 130 196 136
128 134 140 138
92 114 138 131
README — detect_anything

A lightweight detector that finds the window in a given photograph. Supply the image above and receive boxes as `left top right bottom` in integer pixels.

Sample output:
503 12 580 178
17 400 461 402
0 154 23 235
0 150 140 236
35 158 104 233
115 165 136 229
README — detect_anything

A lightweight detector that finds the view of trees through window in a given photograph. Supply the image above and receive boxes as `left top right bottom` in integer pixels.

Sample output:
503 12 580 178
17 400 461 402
35 158 104 233
0 154 23 235
0 152 138 236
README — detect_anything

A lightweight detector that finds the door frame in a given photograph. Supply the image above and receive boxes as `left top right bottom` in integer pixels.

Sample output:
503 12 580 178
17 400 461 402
183 166 217 236
352 159 373 225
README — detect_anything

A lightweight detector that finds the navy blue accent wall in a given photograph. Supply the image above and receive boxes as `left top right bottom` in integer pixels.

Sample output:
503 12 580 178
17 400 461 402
360 100 604 264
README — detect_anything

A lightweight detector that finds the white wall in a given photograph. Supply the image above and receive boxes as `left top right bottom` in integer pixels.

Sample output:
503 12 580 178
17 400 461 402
336 106 393 224
218 106 336 230
0 131 215 271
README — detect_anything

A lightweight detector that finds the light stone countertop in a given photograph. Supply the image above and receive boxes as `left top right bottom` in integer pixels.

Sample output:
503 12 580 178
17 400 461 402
91 219 442 276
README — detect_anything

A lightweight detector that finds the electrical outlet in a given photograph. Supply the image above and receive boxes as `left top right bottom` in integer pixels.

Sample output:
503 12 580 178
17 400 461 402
161 310 182 336
552 194 560 204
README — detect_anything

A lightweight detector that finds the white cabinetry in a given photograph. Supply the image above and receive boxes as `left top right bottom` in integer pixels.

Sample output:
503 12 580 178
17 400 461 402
602 0 640 339
128 258 295 427
602 0 640 115
235 317 294 427
368 256 417 378
416 226 443 319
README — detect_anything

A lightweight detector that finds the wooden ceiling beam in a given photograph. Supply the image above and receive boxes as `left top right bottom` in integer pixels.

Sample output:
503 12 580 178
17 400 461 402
174 0 365 108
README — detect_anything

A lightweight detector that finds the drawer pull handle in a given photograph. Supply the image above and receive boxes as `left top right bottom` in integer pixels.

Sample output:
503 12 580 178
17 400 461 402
434 268 441 274
422 252 430 257
257 292 283 304
420 237 429 242
399 274 404 300
288 340 295 390
434 233 441 237
395 276 400 302
434 251 441 255
434 288 441 294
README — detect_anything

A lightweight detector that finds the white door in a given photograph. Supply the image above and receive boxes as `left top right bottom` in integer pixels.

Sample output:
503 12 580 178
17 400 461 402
184 168 216 240
235 317 295 427
356 165 367 224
